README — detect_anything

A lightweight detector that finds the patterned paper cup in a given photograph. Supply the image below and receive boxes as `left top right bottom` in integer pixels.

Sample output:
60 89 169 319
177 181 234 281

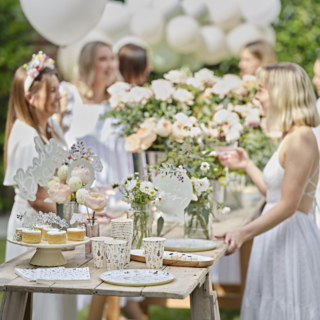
142 237 166 269
113 236 132 264
91 237 113 268
104 240 127 271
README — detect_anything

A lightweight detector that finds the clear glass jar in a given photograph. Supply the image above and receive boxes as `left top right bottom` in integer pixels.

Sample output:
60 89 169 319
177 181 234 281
184 203 212 240
85 218 100 258
127 203 153 249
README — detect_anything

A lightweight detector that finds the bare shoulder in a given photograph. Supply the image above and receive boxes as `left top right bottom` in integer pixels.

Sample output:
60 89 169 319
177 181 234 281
289 126 318 147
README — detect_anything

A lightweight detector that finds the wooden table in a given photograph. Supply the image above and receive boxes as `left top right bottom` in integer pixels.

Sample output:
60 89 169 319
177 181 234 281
0 192 264 320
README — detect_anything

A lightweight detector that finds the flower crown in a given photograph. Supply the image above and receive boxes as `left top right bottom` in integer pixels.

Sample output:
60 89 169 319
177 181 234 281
23 51 55 93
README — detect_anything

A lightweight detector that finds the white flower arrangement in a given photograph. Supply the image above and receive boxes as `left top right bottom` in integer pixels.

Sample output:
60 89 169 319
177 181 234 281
68 176 82 192
76 188 89 205
163 69 188 84
151 79 175 102
57 165 68 181
47 176 60 189
200 162 210 173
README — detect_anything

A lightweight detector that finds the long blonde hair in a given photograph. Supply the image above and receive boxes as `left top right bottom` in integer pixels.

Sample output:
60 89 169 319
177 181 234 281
256 62 320 132
75 41 112 99
4 67 61 170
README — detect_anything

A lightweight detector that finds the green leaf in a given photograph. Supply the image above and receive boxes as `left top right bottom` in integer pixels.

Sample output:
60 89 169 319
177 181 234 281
157 216 164 236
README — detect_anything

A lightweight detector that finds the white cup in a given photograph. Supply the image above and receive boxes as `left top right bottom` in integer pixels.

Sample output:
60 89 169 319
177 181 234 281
104 239 127 271
142 237 166 269
113 235 132 264
91 237 113 268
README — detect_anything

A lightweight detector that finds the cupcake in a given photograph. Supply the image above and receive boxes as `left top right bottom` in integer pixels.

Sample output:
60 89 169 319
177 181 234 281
47 230 67 244
22 229 41 244
43 227 59 241
67 228 86 241
16 227 24 234
34 225 44 235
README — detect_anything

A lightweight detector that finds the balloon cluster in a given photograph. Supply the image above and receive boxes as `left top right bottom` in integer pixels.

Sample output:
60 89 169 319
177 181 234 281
21 0 280 79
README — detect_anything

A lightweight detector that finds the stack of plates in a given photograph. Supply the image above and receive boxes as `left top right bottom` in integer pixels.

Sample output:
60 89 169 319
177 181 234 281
111 218 133 264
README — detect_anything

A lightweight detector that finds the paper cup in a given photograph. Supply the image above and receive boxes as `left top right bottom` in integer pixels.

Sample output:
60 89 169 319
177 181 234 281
91 237 113 268
104 240 127 271
113 236 132 264
142 237 166 269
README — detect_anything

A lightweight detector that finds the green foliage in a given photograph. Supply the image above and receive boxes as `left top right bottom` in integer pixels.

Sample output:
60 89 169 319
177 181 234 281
0 0 36 212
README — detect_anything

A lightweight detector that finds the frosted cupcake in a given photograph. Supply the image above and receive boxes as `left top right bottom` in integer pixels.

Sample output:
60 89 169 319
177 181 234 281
34 225 44 235
43 227 59 241
47 230 67 244
16 227 24 234
67 228 86 241
22 229 41 243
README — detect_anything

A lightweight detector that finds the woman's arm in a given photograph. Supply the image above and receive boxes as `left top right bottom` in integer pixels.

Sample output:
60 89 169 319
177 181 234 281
28 186 56 213
219 148 266 196
218 128 317 254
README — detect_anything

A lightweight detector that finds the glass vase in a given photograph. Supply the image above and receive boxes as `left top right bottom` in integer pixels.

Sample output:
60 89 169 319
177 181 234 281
184 203 213 240
127 204 153 249
85 218 100 258
56 201 78 251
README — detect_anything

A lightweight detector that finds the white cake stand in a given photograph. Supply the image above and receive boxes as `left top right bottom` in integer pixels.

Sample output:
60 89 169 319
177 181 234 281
7 236 90 267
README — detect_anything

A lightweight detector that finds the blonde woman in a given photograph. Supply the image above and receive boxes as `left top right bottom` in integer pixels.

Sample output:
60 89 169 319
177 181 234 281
4 53 76 320
239 40 277 76
217 63 320 319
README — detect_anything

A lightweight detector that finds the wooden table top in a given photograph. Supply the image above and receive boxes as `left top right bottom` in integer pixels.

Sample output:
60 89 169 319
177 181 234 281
0 191 264 300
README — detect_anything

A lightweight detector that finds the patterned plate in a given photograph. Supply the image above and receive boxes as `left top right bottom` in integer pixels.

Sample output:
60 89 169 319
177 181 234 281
100 269 176 287
164 238 217 252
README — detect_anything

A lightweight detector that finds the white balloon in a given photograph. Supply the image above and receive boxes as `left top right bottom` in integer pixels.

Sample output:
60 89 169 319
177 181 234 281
57 28 113 81
150 42 180 73
181 0 208 23
238 0 281 27
126 0 152 13
113 35 149 55
151 0 181 20
205 0 242 31
226 23 264 56
195 25 231 65
20 0 108 46
130 8 164 45
261 26 276 45
98 2 132 40
179 54 204 72
166 16 201 54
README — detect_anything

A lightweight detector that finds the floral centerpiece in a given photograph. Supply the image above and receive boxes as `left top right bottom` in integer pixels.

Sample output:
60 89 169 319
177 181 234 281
112 173 164 249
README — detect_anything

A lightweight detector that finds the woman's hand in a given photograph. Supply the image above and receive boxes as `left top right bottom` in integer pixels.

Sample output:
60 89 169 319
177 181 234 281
215 229 246 255
218 147 251 171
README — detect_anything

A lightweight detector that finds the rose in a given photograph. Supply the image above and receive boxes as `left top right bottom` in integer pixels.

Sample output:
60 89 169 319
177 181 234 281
175 113 197 127
84 193 108 212
245 114 261 127
140 117 157 131
163 70 188 84
151 79 175 102
194 177 210 196
226 129 241 143
71 165 90 185
207 122 220 138
125 87 153 104
189 126 202 138
107 81 131 96
47 176 60 189
156 118 172 137
68 176 82 192
186 77 204 91
109 94 125 110
136 127 157 151
57 165 68 181
172 121 189 143
212 75 242 98
213 109 229 125
76 188 89 205
242 75 258 91
125 134 141 153
173 88 194 105
194 68 218 86
48 184 71 204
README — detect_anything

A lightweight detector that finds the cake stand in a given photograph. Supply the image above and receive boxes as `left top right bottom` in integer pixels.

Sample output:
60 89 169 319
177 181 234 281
7 236 90 267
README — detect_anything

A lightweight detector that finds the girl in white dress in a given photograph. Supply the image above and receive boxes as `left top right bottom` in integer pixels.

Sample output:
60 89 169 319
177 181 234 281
4 54 77 320
216 62 320 319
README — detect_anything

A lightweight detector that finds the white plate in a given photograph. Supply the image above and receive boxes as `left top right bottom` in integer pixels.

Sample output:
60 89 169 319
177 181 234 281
131 249 213 262
100 269 175 287
7 236 90 249
164 239 217 252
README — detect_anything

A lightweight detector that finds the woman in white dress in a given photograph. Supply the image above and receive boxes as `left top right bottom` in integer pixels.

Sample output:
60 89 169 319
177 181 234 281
4 54 77 320
216 62 320 319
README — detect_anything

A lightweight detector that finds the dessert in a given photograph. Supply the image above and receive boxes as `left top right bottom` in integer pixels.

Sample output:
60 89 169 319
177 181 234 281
47 230 67 244
34 225 44 235
67 228 86 241
22 229 41 243
16 227 24 234
43 227 59 241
